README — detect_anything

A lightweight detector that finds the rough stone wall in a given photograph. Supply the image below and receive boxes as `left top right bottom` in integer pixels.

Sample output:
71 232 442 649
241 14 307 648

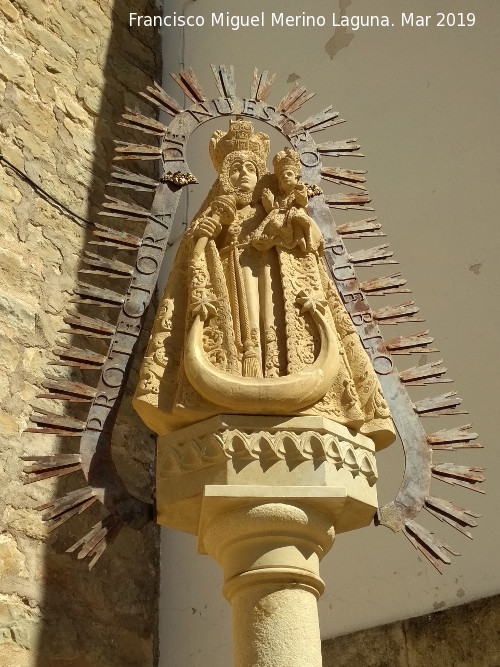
0 1 161 665
322 593 500 667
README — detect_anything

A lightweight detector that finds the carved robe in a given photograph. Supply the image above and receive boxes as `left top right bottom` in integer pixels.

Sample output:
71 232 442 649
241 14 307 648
133 182 395 450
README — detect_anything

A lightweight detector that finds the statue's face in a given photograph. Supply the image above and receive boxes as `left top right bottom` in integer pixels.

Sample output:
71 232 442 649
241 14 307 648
278 167 298 193
229 160 258 192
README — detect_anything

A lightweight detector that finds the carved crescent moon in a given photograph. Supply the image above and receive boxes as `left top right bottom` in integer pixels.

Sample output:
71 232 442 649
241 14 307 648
184 307 340 413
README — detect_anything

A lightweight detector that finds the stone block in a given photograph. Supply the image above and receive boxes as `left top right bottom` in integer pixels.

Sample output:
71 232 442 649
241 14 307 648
0 535 28 578
157 415 379 536
0 0 19 22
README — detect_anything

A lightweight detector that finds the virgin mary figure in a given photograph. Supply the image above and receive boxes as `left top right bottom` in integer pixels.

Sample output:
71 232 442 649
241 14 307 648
133 118 395 450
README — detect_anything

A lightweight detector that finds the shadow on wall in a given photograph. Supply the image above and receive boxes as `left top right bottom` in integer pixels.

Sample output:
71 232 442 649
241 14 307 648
32 3 161 666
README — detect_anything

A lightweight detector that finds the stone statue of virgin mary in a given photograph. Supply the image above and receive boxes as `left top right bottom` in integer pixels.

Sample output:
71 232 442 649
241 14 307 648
133 118 394 450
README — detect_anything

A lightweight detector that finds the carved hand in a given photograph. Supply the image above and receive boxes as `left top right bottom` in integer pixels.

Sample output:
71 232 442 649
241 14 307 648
194 217 222 239
294 182 309 208
261 188 275 213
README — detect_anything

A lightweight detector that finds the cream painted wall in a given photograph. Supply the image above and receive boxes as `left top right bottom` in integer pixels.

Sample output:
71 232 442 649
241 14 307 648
156 1 499 663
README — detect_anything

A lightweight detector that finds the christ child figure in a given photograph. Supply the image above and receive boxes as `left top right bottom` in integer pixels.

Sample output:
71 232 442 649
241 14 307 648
255 148 323 253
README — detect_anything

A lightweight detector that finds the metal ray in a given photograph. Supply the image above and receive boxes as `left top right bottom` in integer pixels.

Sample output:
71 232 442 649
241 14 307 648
399 360 451 385
49 342 107 370
66 515 123 569
90 223 141 250
336 218 384 239
113 141 162 161
385 330 438 354
317 138 364 157
80 252 133 278
108 167 159 192
211 64 236 98
37 376 97 402
325 193 373 210
71 283 125 308
118 108 168 136
374 301 423 325
349 244 397 267
360 272 410 296
414 391 467 416
60 310 116 339
276 82 315 114
432 464 485 492
321 167 367 190
170 68 206 103
250 68 276 101
139 82 183 115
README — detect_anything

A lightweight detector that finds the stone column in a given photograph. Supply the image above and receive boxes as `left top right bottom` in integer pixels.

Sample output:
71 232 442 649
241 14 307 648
156 415 380 666
199 493 336 667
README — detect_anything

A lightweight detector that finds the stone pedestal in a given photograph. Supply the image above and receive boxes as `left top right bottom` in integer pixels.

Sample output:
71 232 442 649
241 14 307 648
156 415 379 666
199 491 336 667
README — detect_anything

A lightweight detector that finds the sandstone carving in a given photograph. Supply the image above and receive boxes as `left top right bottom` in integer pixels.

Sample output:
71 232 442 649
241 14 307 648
133 119 395 450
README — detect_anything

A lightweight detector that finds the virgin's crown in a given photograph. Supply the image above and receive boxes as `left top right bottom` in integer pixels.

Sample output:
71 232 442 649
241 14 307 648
209 118 270 173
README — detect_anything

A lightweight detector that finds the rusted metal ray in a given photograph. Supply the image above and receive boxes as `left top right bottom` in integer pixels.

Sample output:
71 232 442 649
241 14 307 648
290 106 340 135
325 193 373 210
22 454 82 483
28 410 86 432
118 108 168 136
250 68 276 101
336 218 384 238
80 252 133 278
211 64 236 98
37 376 97 402
170 68 206 103
71 283 125 308
317 138 364 157
60 311 116 339
427 424 480 449
139 82 183 115
432 464 485 490
25 428 82 436
349 244 397 267
432 476 486 493
414 391 467 416
425 496 481 521
109 167 159 192
100 195 151 220
276 82 315 114
403 528 444 573
425 496 480 539
321 167 367 191
405 519 459 560
432 442 483 451
22 453 82 466
49 342 107 370
23 464 83 483
47 497 98 533
385 331 438 355
90 223 141 250
66 515 122 569
399 360 451 385
113 141 162 161
360 272 410 295
374 301 423 326
424 506 474 539
36 487 96 521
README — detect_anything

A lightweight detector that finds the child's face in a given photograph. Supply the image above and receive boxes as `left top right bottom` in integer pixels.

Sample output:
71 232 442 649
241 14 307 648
278 167 298 192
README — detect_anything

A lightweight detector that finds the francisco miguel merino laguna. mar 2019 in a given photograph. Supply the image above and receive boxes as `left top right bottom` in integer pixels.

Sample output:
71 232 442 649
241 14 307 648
129 11 476 30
